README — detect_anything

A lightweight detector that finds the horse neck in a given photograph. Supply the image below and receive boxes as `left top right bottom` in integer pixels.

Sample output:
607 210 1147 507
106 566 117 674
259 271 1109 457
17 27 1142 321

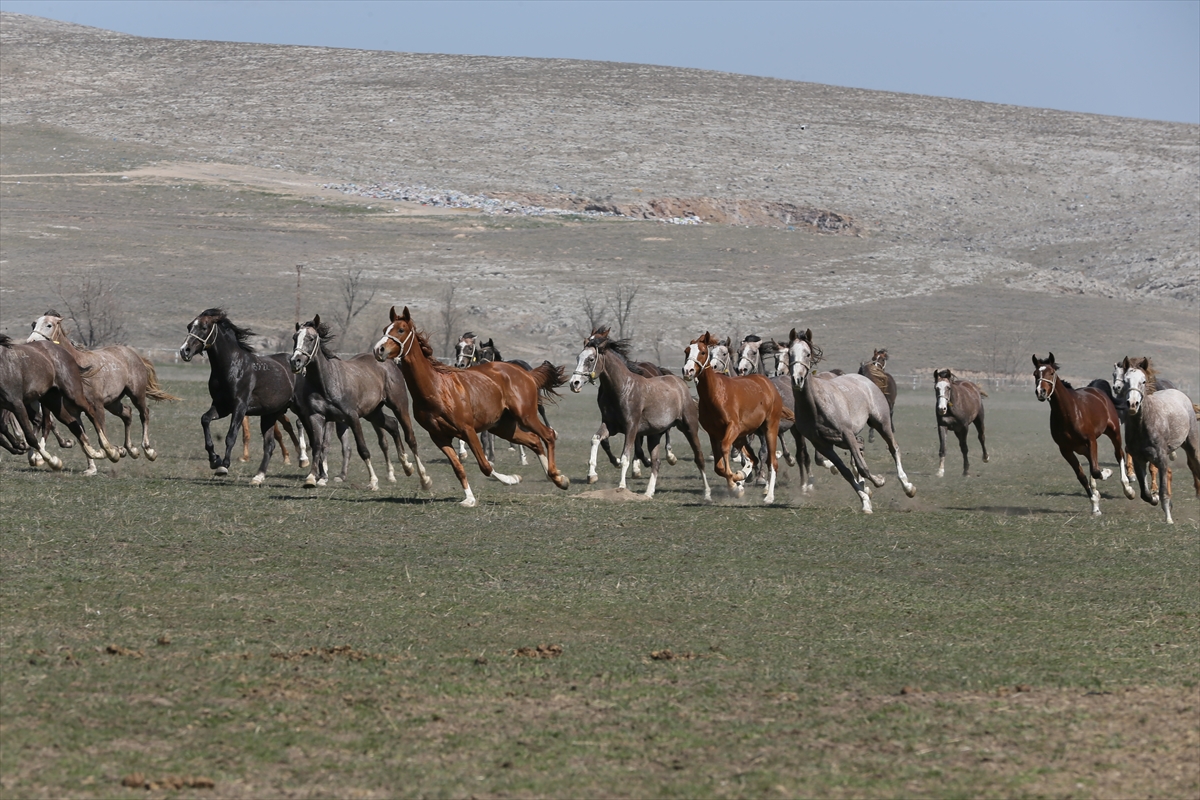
207 326 250 371
396 336 442 400
1046 374 1080 416
51 322 83 355
596 350 635 394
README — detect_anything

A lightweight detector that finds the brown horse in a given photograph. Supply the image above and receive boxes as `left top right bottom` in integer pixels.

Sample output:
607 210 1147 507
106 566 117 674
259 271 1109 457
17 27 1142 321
683 332 792 503
0 334 120 470
29 312 178 472
1033 353 1134 515
933 368 989 477
373 306 569 507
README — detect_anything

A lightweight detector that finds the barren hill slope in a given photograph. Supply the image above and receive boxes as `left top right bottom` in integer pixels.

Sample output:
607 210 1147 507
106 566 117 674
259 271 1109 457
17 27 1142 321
2 12 1196 303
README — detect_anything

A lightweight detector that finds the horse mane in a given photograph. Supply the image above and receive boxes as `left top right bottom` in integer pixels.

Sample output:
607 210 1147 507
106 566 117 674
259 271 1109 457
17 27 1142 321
413 328 457 373
860 361 890 395
460 331 476 340
743 334 761 344
589 334 633 361
201 308 256 353
1136 357 1159 393
0 334 11 348
300 319 338 360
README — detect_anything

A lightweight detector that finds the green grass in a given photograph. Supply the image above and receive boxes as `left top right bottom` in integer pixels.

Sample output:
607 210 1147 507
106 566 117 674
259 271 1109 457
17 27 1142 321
2 378 1197 797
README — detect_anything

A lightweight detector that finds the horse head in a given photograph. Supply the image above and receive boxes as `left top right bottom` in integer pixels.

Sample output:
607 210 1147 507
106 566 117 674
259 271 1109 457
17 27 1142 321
787 328 818 389
934 368 954 413
569 340 601 393
180 308 226 362
1124 358 1155 415
1032 353 1059 402
480 338 501 363
27 310 64 344
682 332 720 381
290 315 333 374
736 335 762 376
455 332 478 368
374 306 417 363
871 348 889 369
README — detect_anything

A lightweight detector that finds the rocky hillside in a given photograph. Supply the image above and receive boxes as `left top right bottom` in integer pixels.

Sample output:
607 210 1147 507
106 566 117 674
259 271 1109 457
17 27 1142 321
2 12 1196 306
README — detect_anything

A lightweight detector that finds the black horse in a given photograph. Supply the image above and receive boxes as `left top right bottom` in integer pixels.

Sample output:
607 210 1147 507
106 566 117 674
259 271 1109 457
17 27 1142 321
179 309 297 485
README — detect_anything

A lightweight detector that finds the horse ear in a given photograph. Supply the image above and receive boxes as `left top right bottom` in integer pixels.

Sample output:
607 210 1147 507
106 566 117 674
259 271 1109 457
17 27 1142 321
389 306 398 322
295 322 300 331
1047 352 1055 366
401 306 412 321
1031 354 1039 366
313 313 321 326
789 328 798 342
803 328 813 342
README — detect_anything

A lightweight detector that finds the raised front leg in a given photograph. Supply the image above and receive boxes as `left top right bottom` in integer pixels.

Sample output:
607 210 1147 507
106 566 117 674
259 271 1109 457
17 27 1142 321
199 404 226 472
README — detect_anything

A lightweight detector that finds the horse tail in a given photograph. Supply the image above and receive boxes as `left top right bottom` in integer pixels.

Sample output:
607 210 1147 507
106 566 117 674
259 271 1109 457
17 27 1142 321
141 356 181 402
780 407 795 422
530 361 567 403
861 363 890 396
1193 403 1200 421
978 388 990 398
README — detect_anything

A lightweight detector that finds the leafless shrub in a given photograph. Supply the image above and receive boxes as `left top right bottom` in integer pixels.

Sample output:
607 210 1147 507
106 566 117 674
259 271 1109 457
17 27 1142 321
330 266 378 346
579 292 607 337
51 273 126 347
437 285 465 360
612 284 639 341
985 328 1035 390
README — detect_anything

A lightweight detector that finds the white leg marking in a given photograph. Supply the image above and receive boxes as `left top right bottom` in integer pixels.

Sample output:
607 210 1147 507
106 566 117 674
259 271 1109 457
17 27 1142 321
617 454 630 489
588 435 601 483
491 470 521 485
644 471 658 498
366 459 379 491
764 466 777 505
461 484 477 507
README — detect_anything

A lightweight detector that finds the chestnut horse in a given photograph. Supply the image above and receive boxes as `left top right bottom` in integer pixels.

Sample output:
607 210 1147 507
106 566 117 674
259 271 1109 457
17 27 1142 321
933 368 989 477
1032 353 1134 515
374 306 569 507
683 332 792 504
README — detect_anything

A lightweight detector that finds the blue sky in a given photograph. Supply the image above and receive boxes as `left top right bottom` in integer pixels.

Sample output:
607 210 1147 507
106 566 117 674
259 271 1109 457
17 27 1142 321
2 0 1198 124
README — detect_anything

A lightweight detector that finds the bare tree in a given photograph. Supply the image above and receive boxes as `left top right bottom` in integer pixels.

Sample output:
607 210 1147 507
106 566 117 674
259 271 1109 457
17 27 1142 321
437 285 465 361
985 328 1034 390
51 274 126 347
330 266 377 346
579 292 607 337
612 284 639 341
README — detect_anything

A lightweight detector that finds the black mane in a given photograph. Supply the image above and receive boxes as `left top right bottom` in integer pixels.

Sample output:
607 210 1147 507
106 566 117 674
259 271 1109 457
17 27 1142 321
300 319 339 360
201 308 257 353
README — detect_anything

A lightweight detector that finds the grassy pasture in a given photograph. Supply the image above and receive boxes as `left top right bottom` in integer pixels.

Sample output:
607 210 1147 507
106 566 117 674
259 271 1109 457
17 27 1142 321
1 373 1197 798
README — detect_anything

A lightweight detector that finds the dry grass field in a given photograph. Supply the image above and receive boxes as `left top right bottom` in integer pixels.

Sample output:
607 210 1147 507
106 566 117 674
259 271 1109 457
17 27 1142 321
1 12 1198 799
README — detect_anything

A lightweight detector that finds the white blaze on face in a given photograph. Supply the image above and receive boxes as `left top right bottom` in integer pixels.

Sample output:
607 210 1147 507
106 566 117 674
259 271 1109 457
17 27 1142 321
27 315 55 342
569 347 596 393
1125 368 1147 414
936 380 951 413
737 342 756 376
1112 363 1125 395
789 341 810 387
683 343 702 379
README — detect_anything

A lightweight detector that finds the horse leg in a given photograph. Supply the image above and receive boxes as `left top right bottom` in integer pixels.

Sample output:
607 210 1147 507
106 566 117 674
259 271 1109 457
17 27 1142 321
1064 444 1101 515
105 399 135 458
133 393 157 461
367 409 397 484
14 402 63 470
463 427 522 486
279 416 308 468
975 413 989 464
250 414 280 486
664 429 678 466
794 430 814 493
936 422 948 478
1103 425 1136 499
47 416 73 449
763 426 780 505
199 404 224 471
239 416 252 462
335 421 352 483
343 413 380 491
301 414 328 487
1132 455 1156 506
677 418 712 502
956 427 971 477
433 435 478 507
816 439 873 512
1155 451 1175 524
631 435 646 478
273 423 290 465
588 422 610 484
502 412 569 490
870 419 917 497
391 404 431 489
218 406 247 475
643 432 664 498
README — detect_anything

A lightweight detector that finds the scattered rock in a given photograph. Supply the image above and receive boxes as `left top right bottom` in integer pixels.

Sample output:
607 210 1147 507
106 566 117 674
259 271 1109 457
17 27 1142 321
513 644 563 658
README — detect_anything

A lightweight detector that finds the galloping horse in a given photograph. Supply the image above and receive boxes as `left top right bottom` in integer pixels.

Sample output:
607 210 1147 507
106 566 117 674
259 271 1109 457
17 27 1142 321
569 328 709 499
290 316 429 490
859 348 897 443
683 332 791 504
0 334 120 470
179 309 297 485
29 311 178 471
1032 353 1134 515
787 329 916 512
454 332 553 466
374 306 569 507
1120 359 1200 525
736 335 805 483
933 368 989 477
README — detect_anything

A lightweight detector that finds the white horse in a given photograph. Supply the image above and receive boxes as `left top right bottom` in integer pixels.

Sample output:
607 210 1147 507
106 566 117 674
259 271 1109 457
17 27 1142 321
1122 363 1200 524
787 328 915 513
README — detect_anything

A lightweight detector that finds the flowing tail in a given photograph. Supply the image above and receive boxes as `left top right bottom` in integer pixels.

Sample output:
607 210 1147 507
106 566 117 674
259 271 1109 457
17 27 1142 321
531 361 567 403
141 357 181 402
781 407 795 422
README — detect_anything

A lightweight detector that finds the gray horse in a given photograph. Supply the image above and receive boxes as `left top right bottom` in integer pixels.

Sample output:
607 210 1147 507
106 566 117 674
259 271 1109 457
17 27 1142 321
736 335 805 486
787 328 916 513
933 368 989 477
1121 359 1200 525
569 329 710 500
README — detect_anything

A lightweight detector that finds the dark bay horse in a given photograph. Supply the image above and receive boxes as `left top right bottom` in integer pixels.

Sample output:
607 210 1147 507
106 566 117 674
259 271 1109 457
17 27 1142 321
859 348 897 443
569 328 709 499
683 332 791 503
933 368 989 477
787 329 916 513
1032 353 1134 515
29 312 178 470
0 334 120 470
290 315 429 490
1120 359 1200 525
178 309 296 485
374 306 569 507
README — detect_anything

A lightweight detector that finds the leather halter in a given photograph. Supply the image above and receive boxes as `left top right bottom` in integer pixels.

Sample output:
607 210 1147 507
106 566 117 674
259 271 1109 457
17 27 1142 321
383 325 415 361
295 326 320 364
186 319 218 351
571 346 599 385
456 339 477 367
1035 366 1057 400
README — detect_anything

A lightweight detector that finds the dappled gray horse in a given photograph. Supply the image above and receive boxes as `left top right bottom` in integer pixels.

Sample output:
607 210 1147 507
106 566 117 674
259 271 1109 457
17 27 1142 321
787 328 915 513
1121 360 1200 525
570 328 710 499
933 368 989 477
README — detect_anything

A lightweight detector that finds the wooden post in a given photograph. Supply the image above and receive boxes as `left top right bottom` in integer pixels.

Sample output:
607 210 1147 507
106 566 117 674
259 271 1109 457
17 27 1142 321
294 264 304 325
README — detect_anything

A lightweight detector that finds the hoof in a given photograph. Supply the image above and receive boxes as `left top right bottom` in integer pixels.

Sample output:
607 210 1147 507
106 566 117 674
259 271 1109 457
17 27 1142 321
250 474 265 487
368 482 379 491
144 448 158 461
420 476 433 490
48 456 64 471
317 478 328 488
333 476 343 483
214 466 228 477
238 455 250 463
299 457 311 468
1122 484 1136 500
666 453 678 466
784 455 796 467
555 474 571 490
460 497 478 508
904 484 917 498
982 455 990 463
388 473 397 483
83 465 98 476
128 447 141 459
402 462 414 476
587 473 599 485
29 453 44 467
936 468 945 478
304 475 317 488
282 456 292 465
1100 467 1113 480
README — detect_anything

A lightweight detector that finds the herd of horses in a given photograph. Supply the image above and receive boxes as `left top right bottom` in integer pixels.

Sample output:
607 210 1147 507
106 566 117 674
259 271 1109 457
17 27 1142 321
2 306 1198 523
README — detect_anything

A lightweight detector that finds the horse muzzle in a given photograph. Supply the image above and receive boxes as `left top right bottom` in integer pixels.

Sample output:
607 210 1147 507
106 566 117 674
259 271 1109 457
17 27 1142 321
179 346 193 362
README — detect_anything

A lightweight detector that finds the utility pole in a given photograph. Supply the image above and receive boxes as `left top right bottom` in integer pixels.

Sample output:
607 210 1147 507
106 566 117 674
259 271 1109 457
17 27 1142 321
294 264 304 325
